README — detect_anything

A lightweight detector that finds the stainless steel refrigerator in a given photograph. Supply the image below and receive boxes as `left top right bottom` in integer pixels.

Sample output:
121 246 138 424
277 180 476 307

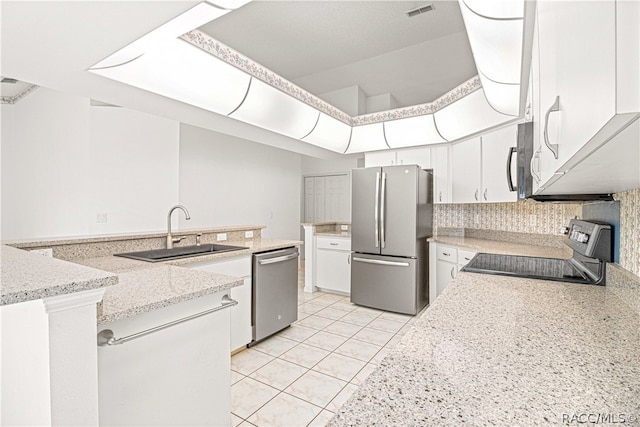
350 165 432 315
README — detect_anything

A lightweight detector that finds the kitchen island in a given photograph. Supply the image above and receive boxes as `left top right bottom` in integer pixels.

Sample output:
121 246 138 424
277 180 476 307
329 270 640 426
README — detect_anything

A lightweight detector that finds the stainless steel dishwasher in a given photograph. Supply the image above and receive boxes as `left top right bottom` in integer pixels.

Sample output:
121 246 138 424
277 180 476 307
251 247 299 344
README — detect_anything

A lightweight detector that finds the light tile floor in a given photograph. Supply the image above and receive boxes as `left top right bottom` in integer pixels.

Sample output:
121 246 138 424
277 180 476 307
230 261 419 427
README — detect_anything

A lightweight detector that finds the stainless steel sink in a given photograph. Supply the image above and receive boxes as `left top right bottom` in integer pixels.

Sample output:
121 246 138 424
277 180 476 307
114 244 246 262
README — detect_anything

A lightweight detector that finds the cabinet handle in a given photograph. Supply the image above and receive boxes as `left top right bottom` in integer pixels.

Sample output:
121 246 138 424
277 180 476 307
330 242 338 246
543 96 560 159
506 146 517 192
483 189 488 201
374 172 380 248
442 252 451 257
474 189 479 201
530 149 541 183
347 253 351 265
439 191 442 202
450 267 455 279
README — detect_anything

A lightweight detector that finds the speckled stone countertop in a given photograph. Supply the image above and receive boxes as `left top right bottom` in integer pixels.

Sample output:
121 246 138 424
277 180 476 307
429 235 572 259
72 239 301 324
1 245 117 305
329 272 640 426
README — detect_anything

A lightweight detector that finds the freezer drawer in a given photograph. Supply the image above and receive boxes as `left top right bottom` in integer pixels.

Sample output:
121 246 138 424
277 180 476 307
252 247 299 343
350 254 419 315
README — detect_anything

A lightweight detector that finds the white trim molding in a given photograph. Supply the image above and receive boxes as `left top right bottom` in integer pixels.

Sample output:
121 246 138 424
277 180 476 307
0 84 39 104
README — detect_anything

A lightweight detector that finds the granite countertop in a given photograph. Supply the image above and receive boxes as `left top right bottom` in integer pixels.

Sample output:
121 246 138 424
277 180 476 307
1 245 117 306
429 235 572 259
73 238 301 324
330 272 640 425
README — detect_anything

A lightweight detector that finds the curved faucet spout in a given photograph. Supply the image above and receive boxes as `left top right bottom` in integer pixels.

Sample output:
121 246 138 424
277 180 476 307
167 205 191 249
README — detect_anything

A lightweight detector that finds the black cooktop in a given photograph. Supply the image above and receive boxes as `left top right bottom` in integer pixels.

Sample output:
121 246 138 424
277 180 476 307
462 253 605 285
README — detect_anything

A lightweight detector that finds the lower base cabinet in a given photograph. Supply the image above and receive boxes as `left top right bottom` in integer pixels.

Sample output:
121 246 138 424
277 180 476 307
187 255 252 352
315 236 351 294
430 243 476 302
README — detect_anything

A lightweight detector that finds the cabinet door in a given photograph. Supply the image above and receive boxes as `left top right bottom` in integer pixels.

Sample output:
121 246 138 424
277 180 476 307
316 249 351 294
365 150 396 167
436 259 457 298
313 176 326 221
451 138 481 203
396 147 431 169
481 126 517 203
535 1 616 187
433 146 450 204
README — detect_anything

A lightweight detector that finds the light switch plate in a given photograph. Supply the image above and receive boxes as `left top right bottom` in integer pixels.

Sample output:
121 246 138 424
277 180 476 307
340 225 348 231
217 233 227 241
245 230 254 238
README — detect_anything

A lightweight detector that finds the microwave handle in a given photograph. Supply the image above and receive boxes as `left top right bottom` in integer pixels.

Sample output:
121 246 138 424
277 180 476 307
506 146 517 192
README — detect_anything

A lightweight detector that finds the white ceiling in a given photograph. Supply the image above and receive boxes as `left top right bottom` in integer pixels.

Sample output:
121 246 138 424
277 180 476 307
200 1 477 110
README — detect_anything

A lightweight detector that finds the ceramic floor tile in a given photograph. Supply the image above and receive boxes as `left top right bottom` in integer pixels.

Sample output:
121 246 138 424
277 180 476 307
231 377 279 419
280 343 331 369
251 336 298 357
231 370 245 385
312 352 366 382
313 294 346 304
247 392 322 427
238 422 256 427
297 310 311 322
231 413 243 427
352 306 384 316
351 363 377 386
330 301 358 312
308 409 335 427
323 321 362 338
339 311 377 327
367 317 405 333
384 334 404 349
305 297 334 308
315 307 348 320
231 349 275 376
352 327 394 346
371 347 391 365
297 315 335 330
299 302 326 314
378 311 413 323
249 358 308 391
284 370 347 408
303 330 348 352
334 339 381 362
276 324 318 342
326 383 359 413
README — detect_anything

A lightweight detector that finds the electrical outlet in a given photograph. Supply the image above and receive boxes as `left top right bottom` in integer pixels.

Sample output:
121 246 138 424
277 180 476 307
529 214 537 227
217 233 227 241
96 212 108 223
340 225 349 231
245 230 254 239
30 248 53 257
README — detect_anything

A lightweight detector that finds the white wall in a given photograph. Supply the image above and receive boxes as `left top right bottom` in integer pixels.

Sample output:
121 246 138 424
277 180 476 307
178 124 302 240
301 153 361 176
1 88 180 240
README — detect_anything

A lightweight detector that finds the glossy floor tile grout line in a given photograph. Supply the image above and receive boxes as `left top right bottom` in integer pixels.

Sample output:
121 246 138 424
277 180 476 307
229 261 420 427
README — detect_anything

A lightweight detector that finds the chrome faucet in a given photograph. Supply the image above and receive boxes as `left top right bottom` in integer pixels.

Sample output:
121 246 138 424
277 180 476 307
166 205 191 249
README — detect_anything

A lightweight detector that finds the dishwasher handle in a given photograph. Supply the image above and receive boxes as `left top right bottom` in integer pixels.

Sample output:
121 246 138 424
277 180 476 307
258 253 298 265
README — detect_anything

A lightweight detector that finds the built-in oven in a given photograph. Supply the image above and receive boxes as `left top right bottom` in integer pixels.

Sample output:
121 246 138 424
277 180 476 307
462 219 612 285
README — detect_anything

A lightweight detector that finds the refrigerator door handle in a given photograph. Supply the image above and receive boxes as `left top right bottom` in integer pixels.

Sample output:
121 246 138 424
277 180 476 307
380 172 386 249
352 257 410 267
374 172 380 248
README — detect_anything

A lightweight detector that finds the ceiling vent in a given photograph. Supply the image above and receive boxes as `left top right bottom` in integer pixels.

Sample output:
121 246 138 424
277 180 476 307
405 4 435 18
1 77 19 84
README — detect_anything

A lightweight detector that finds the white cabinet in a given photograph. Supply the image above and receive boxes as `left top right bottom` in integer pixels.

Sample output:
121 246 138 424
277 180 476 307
364 147 431 169
430 243 476 302
481 126 518 203
533 1 617 188
451 138 482 203
315 236 351 295
304 174 350 222
432 145 451 204
187 255 252 352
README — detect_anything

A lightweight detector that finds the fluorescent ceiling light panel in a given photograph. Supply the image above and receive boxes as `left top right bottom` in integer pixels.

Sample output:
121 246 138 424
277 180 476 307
229 78 320 139
384 115 447 148
462 0 524 19
91 2 232 69
434 89 511 141
90 38 251 115
302 113 352 153
478 76 520 117
346 123 388 153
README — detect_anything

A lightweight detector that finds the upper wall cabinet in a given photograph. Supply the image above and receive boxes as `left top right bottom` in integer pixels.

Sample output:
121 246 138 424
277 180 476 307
229 79 319 139
481 125 518 203
384 115 446 148
433 89 515 142
531 0 640 195
451 138 482 203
